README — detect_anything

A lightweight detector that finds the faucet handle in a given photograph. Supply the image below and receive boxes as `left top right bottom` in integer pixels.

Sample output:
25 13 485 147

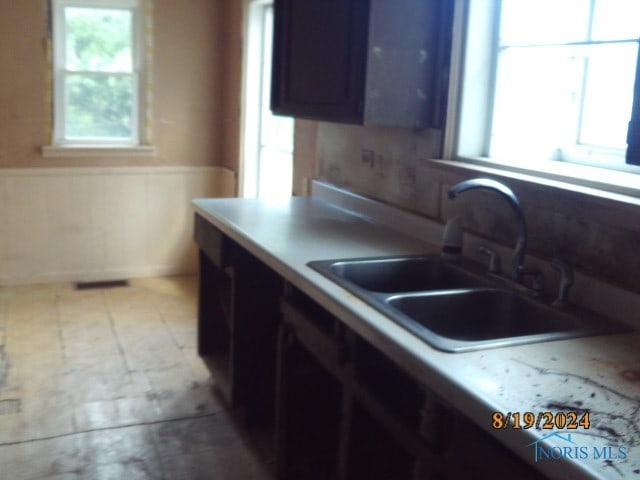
550 258 574 307
479 246 502 274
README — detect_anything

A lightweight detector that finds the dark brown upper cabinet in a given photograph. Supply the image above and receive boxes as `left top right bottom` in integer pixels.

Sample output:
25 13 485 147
271 0 454 128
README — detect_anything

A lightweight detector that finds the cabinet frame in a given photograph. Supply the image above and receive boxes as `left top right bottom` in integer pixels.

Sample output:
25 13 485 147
195 214 283 426
194 214 546 479
271 0 455 128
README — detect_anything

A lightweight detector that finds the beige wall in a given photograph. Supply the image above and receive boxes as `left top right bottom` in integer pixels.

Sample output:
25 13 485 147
219 0 245 172
292 120 318 195
0 165 231 285
0 1 47 167
0 0 233 170
0 0 242 284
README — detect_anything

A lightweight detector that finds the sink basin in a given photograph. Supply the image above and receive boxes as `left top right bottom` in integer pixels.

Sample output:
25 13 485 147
308 255 631 352
388 289 573 340
385 288 627 351
309 255 488 293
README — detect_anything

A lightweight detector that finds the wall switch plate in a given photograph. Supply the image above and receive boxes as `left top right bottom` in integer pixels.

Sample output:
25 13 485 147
361 149 375 167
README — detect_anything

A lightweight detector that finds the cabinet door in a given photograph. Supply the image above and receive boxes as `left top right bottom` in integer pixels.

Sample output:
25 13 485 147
364 0 453 128
271 0 369 123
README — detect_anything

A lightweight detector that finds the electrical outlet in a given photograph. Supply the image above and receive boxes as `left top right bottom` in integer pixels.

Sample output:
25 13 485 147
361 149 375 167
403 166 417 186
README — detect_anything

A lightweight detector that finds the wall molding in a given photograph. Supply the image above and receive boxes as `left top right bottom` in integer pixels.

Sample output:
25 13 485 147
0 165 235 286
0 165 230 176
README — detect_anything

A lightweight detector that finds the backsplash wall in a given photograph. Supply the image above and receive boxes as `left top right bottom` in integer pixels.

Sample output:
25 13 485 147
317 123 444 217
315 122 640 294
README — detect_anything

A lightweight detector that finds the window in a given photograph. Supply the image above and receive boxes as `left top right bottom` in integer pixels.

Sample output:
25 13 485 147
51 0 145 146
453 0 640 178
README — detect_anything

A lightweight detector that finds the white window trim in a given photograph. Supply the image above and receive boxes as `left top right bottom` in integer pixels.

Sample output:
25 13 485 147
444 0 640 200
49 0 148 149
42 144 156 157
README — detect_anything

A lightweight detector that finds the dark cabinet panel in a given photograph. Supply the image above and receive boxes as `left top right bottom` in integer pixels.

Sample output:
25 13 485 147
271 0 454 127
195 214 282 426
276 285 543 479
272 0 369 123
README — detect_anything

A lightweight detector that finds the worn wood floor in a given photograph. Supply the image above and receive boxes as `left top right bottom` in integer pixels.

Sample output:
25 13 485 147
0 276 272 479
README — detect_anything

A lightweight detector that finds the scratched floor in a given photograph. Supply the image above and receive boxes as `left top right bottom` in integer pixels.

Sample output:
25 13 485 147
0 276 273 479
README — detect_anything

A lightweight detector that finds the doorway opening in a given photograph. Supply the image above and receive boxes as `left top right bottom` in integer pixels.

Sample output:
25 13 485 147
241 0 294 200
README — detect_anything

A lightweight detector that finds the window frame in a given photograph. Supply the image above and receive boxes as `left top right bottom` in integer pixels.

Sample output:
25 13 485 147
51 0 145 147
445 0 640 197
628 42 640 165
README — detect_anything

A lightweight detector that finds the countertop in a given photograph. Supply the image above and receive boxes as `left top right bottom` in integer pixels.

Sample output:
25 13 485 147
193 184 640 480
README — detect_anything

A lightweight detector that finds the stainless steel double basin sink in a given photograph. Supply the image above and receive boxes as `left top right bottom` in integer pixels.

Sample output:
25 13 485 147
308 255 629 352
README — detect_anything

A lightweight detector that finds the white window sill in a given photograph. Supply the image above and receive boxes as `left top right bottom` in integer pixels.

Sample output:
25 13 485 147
433 156 640 207
42 145 157 158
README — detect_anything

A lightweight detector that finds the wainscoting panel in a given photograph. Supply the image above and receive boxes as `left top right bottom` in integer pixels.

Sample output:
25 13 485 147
0 166 235 285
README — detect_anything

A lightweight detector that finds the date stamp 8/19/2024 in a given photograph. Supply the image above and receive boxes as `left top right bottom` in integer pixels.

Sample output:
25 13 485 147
491 411 590 430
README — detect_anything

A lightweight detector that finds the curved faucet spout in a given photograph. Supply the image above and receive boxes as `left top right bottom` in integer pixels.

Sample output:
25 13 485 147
448 178 527 282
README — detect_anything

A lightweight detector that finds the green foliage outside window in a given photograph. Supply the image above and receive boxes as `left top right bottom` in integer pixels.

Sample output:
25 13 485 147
66 75 133 138
63 7 135 140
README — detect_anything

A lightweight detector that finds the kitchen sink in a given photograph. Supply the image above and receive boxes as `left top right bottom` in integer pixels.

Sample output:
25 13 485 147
308 255 630 352
385 288 627 351
309 255 489 293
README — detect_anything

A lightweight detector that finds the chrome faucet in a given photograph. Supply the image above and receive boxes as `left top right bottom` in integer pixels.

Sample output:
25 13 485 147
448 178 527 282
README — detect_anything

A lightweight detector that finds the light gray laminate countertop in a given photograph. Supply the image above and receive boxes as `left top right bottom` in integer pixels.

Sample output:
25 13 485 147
193 191 640 480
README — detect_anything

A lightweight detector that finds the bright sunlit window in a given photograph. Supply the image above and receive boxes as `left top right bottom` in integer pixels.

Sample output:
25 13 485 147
241 0 294 200
455 0 640 176
52 0 144 146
